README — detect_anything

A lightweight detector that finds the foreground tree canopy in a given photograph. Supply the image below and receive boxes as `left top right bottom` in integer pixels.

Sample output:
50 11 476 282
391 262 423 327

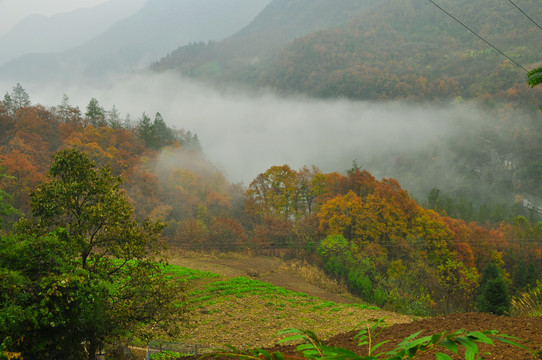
0 149 185 360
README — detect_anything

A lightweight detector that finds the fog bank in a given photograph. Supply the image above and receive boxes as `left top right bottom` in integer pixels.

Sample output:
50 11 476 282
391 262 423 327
6 71 484 185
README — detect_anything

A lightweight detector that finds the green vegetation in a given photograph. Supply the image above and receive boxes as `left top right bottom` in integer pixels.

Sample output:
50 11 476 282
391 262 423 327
187 276 376 312
210 317 530 360
510 281 542 316
0 149 185 360
150 350 184 360
476 263 511 315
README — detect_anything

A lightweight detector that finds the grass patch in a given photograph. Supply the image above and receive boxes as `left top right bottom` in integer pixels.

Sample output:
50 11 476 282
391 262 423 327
149 262 411 351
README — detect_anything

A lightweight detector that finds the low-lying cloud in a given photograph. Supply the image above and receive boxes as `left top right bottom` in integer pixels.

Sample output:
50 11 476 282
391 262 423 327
7 71 485 186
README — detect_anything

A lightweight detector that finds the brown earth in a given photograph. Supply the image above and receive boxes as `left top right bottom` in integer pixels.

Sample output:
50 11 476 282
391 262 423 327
322 313 542 360
178 313 542 360
133 253 542 360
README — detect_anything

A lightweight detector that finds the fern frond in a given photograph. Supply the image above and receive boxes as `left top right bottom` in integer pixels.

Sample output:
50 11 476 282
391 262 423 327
527 67 542 87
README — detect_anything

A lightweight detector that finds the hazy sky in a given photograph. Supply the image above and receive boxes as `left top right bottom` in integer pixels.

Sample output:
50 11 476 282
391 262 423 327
0 0 109 36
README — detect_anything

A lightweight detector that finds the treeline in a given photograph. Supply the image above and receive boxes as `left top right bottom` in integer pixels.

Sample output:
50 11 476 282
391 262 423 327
243 164 541 315
1 85 541 316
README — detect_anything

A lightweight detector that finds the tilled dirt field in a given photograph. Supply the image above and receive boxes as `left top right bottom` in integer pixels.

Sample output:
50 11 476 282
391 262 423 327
184 313 542 360
322 312 542 360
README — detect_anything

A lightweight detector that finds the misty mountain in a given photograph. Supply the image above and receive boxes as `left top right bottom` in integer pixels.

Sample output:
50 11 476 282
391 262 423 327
152 0 542 216
153 0 381 83
0 0 146 66
155 0 542 101
258 0 542 100
0 0 271 83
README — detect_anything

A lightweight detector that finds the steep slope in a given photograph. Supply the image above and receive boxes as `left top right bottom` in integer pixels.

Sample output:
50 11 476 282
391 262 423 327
0 0 146 66
153 0 381 83
258 0 542 100
0 0 270 83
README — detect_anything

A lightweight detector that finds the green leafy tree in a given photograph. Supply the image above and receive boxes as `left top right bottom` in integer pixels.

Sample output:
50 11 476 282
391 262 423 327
10 148 186 359
528 67 542 88
528 67 542 110
0 229 103 360
436 259 479 313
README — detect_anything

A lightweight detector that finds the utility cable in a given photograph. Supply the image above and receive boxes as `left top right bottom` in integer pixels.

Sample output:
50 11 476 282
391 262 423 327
507 0 542 32
428 0 529 72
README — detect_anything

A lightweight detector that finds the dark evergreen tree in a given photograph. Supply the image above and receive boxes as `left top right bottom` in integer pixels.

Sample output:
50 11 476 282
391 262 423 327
85 98 106 127
11 83 31 110
476 262 511 315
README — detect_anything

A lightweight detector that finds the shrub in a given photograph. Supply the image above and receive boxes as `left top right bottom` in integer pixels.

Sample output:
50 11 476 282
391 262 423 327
510 282 542 316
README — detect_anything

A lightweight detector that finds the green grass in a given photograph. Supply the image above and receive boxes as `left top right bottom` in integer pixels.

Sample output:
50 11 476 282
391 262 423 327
158 263 220 282
133 261 409 351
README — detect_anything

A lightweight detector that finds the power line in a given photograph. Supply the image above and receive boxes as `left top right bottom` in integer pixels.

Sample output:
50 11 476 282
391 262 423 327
507 0 542 32
428 0 529 72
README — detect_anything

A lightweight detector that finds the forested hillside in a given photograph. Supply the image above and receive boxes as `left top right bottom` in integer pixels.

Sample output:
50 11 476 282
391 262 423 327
152 0 380 83
154 0 542 102
1 84 542 317
259 0 542 100
151 0 542 218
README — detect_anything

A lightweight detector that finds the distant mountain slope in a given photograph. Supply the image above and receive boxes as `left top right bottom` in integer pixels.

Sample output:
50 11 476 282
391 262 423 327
0 0 270 83
155 0 542 101
259 0 542 100
153 0 381 83
0 0 146 66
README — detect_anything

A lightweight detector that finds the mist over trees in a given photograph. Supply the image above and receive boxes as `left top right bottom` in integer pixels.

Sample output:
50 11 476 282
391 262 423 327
1 0 542 356
0 84 541 320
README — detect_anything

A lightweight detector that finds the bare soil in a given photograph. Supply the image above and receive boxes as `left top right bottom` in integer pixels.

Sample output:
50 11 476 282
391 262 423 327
322 313 542 360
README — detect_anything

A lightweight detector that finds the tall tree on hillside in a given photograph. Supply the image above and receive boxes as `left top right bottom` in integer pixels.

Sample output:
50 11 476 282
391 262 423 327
107 105 123 129
137 112 176 150
11 83 31 111
56 94 82 125
12 148 186 359
476 262 511 315
2 83 31 117
85 98 106 127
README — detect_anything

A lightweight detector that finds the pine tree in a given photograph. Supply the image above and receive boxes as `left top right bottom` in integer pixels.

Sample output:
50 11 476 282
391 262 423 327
476 262 511 315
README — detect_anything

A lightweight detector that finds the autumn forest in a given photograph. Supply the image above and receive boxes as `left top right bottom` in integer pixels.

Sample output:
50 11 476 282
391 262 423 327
1 81 541 318
2 0 542 358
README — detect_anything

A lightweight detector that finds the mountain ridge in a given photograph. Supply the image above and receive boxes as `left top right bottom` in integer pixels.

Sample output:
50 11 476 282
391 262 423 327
153 0 381 83
0 0 147 66
0 0 271 83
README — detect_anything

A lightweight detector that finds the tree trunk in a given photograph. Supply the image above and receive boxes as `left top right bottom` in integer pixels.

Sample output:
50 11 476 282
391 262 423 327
87 340 98 360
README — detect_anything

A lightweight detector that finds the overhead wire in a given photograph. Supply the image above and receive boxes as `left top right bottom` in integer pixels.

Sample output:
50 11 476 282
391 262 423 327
506 0 542 32
428 0 529 72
